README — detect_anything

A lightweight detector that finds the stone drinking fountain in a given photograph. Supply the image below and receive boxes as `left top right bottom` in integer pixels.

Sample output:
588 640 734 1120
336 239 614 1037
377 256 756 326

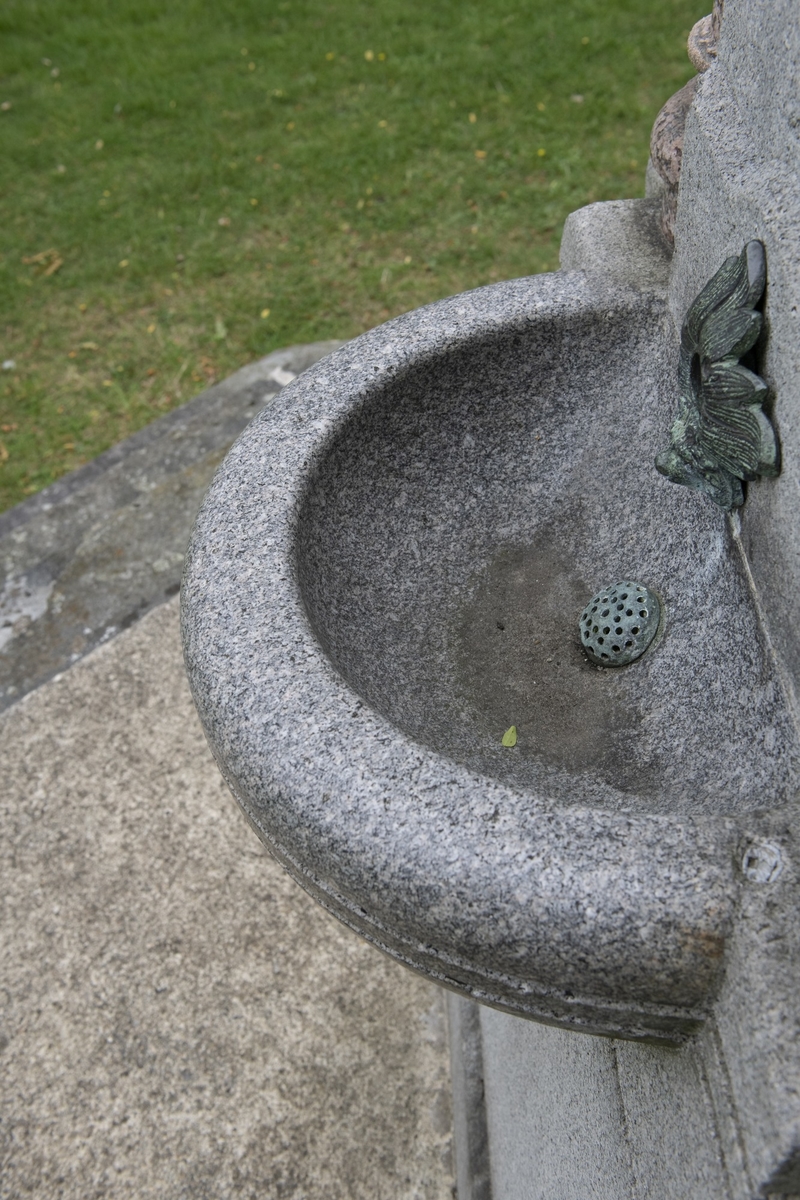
182 2 800 1196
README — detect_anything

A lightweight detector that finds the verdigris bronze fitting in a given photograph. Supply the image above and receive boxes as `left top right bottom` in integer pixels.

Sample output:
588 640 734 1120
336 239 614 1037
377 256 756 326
580 582 661 667
655 240 779 510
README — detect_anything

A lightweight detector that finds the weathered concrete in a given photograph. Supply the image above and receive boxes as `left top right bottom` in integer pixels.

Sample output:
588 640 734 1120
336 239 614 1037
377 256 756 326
446 995 491 1200
479 1008 733 1200
0 341 341 714
0 598 455 1200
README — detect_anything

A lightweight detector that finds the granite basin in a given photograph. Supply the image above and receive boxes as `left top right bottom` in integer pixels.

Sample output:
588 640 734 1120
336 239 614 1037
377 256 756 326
182 271 799 1043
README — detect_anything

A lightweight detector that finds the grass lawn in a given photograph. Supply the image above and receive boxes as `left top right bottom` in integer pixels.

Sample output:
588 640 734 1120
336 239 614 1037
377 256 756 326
0 0 705 513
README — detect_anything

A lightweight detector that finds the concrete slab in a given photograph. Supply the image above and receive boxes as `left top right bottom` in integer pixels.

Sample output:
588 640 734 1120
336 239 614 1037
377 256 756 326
0 598 455 1200
0 341 342 714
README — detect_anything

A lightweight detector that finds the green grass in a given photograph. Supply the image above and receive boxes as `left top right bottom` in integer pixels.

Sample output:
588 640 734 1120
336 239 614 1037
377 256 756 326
0 0 705 512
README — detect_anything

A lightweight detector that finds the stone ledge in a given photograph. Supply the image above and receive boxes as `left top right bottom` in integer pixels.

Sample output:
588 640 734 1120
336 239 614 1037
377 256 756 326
559 197 672 295
0 340 342 713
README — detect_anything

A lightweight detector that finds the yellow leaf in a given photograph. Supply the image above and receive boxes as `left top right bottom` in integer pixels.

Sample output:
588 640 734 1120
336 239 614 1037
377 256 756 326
22 248 57 265
501 726 517 747
260 308 270 319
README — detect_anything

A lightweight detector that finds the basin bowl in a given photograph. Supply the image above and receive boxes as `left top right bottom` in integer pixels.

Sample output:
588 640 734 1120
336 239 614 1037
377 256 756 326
182 271 798 1043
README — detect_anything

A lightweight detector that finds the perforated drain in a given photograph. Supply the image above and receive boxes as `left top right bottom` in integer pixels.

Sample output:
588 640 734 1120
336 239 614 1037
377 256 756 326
579 581 661 667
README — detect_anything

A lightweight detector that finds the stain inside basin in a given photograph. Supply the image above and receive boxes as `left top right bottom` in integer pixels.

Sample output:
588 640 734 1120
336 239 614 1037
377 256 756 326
295 319 800 816
453 537 665 796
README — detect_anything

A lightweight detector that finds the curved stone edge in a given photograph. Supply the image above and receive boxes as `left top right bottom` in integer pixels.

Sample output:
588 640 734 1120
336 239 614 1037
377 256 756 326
228 785 730 1045
181 273 742 1044
559 198 671 294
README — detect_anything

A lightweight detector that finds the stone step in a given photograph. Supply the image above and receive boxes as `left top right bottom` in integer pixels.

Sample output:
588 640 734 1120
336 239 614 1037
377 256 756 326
0 341 341 713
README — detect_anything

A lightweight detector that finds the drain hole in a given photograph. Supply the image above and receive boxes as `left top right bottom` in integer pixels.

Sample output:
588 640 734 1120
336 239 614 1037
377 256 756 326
580 581 661 667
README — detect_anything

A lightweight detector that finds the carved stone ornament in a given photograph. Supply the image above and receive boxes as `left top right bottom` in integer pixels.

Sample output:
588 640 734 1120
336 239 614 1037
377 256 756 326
649 2 724 245
687 0 724 73
655 240 779 510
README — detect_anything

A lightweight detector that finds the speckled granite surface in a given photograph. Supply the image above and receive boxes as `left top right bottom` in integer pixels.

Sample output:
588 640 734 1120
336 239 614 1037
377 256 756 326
180 264 795 1043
